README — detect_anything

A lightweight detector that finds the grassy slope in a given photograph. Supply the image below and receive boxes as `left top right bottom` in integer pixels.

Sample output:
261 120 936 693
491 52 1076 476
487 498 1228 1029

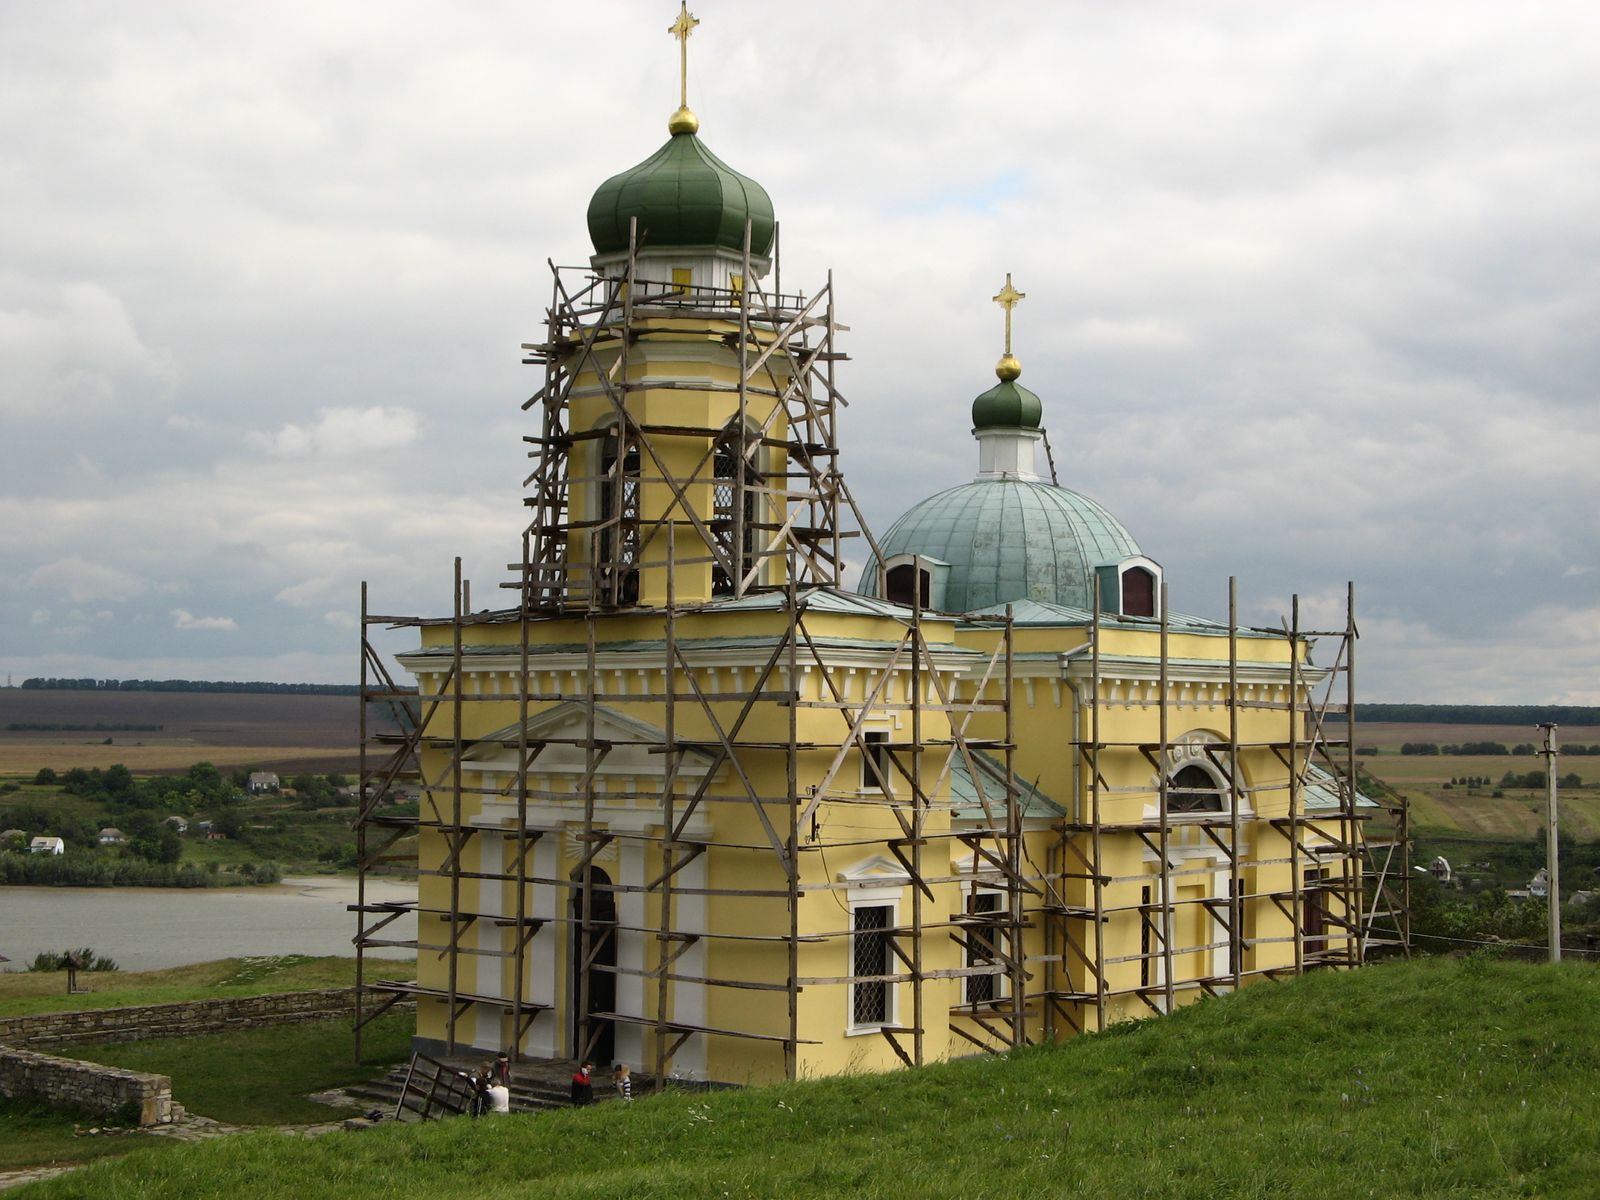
0 1105 173 1173
0 956 417 1017
21 957 1600 1200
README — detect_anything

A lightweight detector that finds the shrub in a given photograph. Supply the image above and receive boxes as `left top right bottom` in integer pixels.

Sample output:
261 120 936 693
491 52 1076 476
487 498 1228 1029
29 947 119 972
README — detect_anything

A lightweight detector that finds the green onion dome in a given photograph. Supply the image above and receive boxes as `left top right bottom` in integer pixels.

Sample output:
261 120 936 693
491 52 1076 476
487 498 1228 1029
971 378 1043 430
587 130 776 258
859 480 1141 613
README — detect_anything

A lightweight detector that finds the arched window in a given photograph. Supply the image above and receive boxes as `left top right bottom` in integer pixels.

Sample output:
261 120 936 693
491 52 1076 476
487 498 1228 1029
1122 566 1155 618
885 563 930 609
712 419 761 597
598 427 640 605
1167 764 1225 813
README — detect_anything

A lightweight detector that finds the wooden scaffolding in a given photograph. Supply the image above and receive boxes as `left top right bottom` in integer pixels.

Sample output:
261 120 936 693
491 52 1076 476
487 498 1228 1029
352 220 1409 1073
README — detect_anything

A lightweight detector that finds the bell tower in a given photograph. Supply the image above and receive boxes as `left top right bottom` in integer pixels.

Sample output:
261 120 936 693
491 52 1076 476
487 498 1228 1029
519 5 847 610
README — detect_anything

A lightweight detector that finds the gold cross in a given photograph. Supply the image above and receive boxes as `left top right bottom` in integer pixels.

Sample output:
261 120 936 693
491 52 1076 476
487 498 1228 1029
992 273 1026 356
669 3 700 111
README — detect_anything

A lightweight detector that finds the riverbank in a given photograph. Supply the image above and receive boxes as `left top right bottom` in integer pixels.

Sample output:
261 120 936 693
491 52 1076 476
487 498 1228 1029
0 956 415 1018
0 877 416 973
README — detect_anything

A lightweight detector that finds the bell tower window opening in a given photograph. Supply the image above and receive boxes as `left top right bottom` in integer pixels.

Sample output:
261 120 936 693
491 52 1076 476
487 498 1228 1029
598 427 641 605
712 419 762 597
1167 763 1225 814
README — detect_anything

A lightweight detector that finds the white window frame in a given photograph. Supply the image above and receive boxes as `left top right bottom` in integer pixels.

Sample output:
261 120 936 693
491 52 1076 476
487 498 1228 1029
847 896 899 1035
860 728 892 793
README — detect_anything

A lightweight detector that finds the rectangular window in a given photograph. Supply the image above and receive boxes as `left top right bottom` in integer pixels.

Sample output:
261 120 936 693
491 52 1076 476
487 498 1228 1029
671 267 693 295
851 903 893 1027
1303 868 1328 953
1139 884 1153 989
965 891 1003 1005
861 730 892 791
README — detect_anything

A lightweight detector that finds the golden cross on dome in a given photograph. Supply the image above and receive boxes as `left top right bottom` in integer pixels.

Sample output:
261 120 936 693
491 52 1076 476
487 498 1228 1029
668 3 701 119
992 273 1026 355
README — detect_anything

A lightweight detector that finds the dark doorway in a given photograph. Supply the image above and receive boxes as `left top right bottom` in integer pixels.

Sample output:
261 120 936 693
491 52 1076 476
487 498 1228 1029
571 866 617 1064
1121 566 1155 617
885 563 930 609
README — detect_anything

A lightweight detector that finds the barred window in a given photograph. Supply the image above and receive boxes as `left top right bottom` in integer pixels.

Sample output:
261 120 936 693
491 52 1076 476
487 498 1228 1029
965 891 1003 1005
712 420 760 597
598 429 641 605
851 904 893 1027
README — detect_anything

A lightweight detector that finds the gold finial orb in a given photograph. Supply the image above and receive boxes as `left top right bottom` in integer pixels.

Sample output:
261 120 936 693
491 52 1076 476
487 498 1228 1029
991 273 1027 380
668 4 701 135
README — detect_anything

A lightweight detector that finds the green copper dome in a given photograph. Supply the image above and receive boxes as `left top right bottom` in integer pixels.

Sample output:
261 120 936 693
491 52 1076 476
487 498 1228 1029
858 479 1142 613
587 131 775 257
971 379 1043 430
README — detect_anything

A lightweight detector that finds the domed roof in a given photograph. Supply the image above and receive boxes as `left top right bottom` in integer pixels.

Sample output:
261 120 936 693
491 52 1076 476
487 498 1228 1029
587 131 775 258
972 379 1042 430
858 479 1142 613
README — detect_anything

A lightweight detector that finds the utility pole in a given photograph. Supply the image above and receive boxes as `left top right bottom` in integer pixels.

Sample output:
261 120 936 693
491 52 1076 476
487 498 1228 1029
1538 722 1561 964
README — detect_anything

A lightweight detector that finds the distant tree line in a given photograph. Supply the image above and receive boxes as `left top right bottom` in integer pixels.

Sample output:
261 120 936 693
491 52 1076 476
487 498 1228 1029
1398 741 1600 757
1501 770 1586 790
18 678 358 695
1360 703 1600 725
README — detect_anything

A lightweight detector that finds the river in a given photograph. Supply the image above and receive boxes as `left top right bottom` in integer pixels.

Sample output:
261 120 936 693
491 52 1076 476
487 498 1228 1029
1 875 417 972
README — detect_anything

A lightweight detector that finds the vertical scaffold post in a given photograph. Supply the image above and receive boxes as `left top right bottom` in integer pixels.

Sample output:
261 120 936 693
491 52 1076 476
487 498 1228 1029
1005 604 1025 1045
1158 582 1174 1011
909 555 925 1067
1288 594 1303 975
785 556 801 1078
355 581 369 1063
446 558 464 1052
1343 581 1359 966
1227 577 1243 988
1089 575 1106 1031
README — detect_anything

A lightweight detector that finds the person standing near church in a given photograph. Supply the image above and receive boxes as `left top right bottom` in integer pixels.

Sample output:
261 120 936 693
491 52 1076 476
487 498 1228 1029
570 1061 594 1106
611 1063 632 1102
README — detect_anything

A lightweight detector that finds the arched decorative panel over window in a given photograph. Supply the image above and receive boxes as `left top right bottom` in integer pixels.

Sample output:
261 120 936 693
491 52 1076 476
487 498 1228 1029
712 418 763 597
598 426 640 605
1121 565 1155 617
1167 763 1225 813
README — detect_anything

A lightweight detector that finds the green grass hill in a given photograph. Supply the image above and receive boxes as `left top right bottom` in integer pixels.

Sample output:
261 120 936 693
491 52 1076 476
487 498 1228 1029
20 956 1600 1199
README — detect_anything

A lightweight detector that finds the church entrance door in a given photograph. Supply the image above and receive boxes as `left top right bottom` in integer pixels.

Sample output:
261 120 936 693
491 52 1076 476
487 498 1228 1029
571 866 617 1064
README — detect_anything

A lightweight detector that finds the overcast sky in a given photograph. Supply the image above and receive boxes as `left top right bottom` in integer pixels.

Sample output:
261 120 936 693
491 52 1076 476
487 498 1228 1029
2 1 1596 702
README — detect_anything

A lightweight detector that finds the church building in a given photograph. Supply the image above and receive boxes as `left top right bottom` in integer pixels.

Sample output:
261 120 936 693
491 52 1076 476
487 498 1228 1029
354 6 1404 1089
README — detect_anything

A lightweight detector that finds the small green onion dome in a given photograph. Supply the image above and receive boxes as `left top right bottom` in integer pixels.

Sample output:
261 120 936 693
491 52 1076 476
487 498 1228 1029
971 378 1043 430
587 130 776 258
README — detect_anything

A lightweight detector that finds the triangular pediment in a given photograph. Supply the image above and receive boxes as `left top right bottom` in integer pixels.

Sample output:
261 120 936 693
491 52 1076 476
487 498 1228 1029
836 854 911 887
462 702 715 780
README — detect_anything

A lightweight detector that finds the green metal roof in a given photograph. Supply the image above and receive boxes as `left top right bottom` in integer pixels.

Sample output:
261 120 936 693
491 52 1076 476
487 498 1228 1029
971 379 1042 430
949 750 1064 822
1303 762 1379 811
960 598 1276 638
587 132 775 257
858 480 1142 613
